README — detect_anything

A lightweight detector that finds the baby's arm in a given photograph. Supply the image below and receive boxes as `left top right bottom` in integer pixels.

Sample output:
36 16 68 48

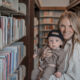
55 49 66 78
33 53 37 58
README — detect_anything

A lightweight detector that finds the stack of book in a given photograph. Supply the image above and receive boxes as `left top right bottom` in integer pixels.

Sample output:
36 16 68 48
0 42 26 80
9 65 26 80
0 16 26 49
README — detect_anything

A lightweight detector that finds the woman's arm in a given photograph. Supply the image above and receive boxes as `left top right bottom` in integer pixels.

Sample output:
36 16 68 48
49 43 80 80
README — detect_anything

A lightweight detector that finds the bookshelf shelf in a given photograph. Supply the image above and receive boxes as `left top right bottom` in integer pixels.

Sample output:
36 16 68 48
40 24 56 25
0 36 26 50
40 29 51 32
0 5 26 16
40 23 57 25
39 16 60 18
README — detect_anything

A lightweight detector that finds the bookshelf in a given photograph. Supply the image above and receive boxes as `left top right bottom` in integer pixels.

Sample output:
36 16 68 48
0 0 27 80
67 0 80 11
34 0 40 52
67 0 80 19
39 9 65 48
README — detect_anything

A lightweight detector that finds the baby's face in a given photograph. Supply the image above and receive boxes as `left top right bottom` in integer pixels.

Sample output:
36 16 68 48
48 37 62 49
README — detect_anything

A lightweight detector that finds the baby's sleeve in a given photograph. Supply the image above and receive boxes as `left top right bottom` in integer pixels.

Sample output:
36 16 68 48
56 49 66 73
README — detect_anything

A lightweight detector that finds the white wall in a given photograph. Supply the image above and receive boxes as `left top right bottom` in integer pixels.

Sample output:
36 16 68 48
39 0 69 7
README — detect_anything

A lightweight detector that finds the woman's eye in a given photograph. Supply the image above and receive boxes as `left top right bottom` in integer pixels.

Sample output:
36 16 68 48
59 25 65 28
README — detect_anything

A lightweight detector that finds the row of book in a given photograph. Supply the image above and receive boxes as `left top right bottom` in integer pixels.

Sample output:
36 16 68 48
0 0 26 15
9 65 26 80
39 38 47 47
40 25 55 31
40 18 59 24
0 16 26 49
40 11 64 17
0 42 26 80
40 32 49 38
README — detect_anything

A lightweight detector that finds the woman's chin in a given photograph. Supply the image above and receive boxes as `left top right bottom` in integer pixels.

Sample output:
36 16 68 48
64 36 72 40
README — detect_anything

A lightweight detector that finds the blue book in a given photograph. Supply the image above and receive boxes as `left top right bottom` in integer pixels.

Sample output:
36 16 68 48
9 72 18 80
0 53 8 80
0 59 3 80
3 46 18 74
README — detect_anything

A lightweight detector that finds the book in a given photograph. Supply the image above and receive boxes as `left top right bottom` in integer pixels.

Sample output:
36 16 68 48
18 3 26 15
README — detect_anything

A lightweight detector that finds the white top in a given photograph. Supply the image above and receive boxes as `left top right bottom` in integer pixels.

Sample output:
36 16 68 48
49 41 80 80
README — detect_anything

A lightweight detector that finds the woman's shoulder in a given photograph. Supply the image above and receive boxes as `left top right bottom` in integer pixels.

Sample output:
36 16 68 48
74 42 80 48
72 42 80 61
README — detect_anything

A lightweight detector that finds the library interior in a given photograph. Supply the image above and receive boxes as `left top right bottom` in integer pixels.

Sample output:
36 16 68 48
0 0 80 80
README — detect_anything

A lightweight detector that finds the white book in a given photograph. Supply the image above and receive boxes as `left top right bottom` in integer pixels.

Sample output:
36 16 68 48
0 29 2 49
0 59 3 80
18 3 26 15
0 0 2 6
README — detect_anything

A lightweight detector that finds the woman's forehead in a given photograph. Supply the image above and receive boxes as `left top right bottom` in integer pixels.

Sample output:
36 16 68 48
60 18 71 25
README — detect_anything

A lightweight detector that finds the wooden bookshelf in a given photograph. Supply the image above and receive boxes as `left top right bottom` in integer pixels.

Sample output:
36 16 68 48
67 0 80 11
40 7 67 10
39 9 65 48
35 0 41 9
0 0 27 80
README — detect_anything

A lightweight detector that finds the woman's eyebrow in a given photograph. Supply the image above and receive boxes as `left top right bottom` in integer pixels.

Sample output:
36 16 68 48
59 24 65 26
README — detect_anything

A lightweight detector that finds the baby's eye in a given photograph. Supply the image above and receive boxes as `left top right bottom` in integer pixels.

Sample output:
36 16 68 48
56 40 59 42
49 40 53 42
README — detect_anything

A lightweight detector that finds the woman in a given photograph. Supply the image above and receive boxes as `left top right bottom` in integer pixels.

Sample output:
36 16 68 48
48 11 80 80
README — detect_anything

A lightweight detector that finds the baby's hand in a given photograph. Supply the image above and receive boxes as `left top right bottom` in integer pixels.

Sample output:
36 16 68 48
43 48 52 58
43 48 52 57
39 67 43 72
55 72 62 78
33 54 37 58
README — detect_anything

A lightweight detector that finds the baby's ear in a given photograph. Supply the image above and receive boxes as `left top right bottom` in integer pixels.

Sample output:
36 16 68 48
60 41 63 48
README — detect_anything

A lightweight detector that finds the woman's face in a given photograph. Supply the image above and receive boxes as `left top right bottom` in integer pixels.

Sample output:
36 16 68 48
59 18 74 40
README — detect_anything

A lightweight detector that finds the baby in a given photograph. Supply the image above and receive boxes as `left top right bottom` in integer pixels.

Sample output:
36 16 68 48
31 30 66 80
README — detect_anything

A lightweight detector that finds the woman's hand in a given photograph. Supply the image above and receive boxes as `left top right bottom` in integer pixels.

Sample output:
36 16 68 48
54 72 62 78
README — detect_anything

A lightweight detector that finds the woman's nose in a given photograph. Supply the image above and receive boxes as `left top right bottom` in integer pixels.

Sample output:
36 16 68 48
65 26 69 32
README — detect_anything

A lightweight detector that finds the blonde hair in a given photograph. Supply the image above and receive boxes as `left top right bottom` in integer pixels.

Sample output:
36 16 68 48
58 11 80 57
58 11 80 43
